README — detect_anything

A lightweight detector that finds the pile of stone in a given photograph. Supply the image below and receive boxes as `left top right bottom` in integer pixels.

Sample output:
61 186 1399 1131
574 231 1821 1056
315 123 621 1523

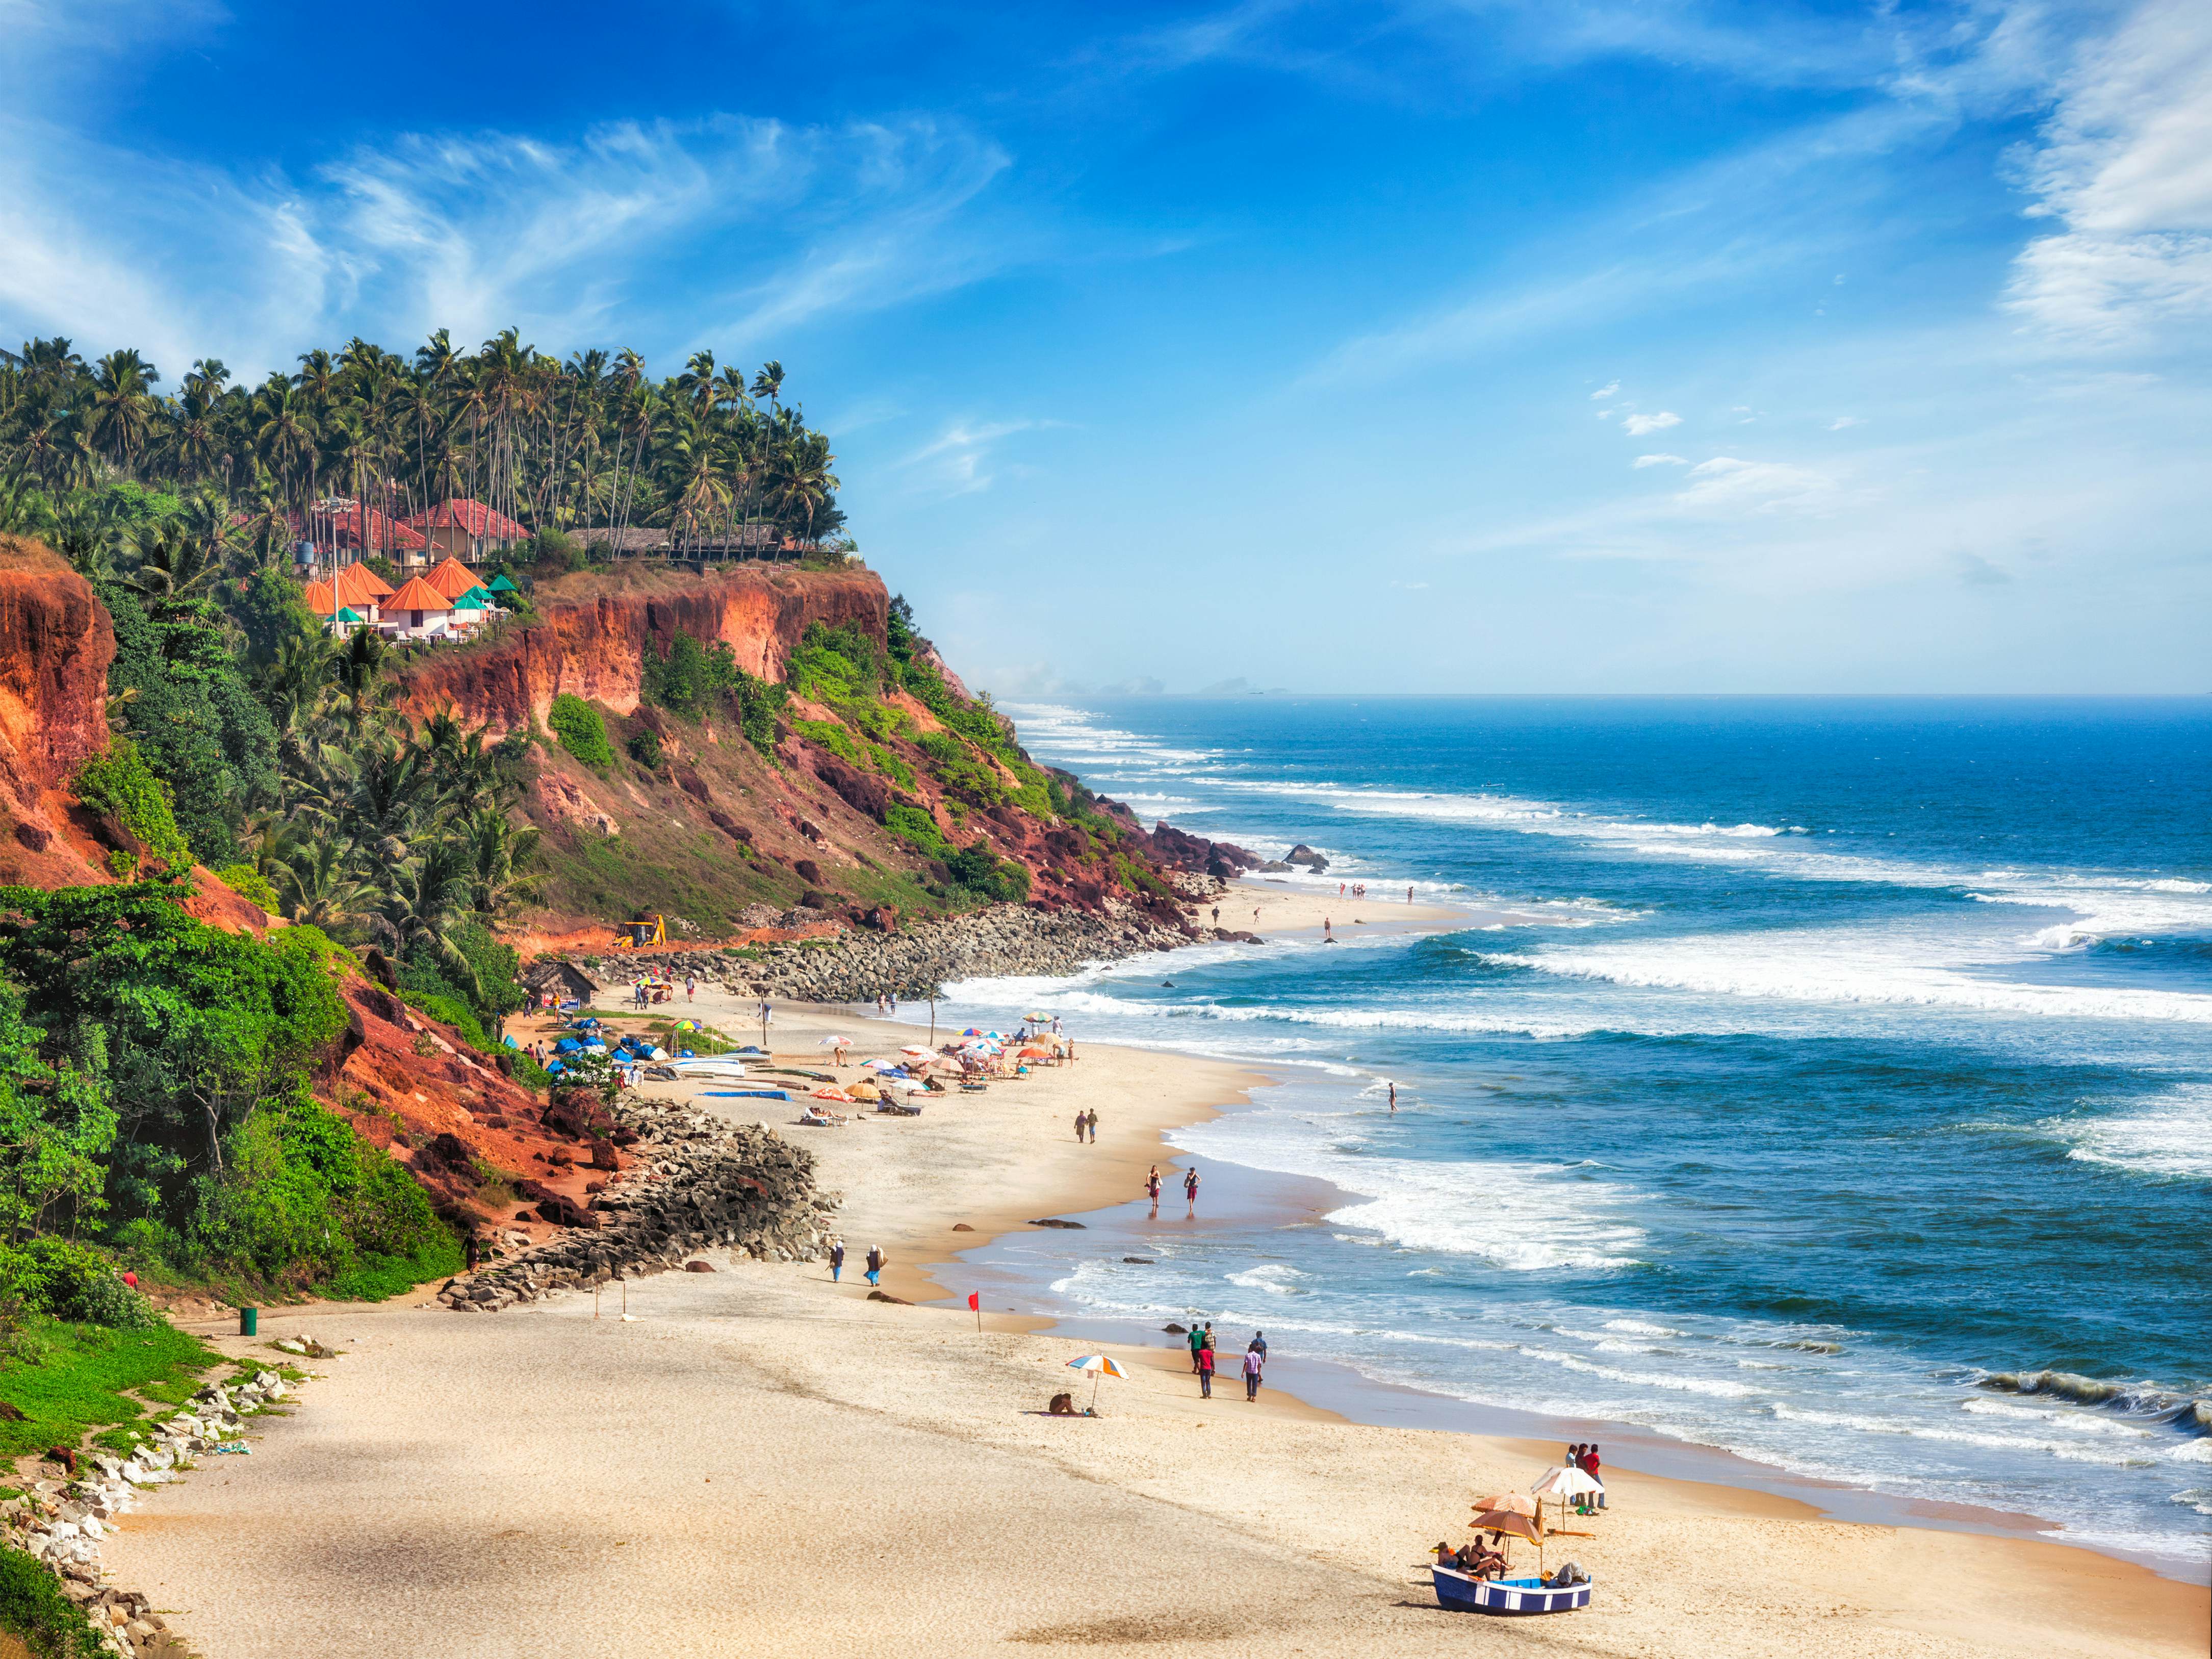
573 897 1256 1006
3 1370 292 1654
439 1108 835 1313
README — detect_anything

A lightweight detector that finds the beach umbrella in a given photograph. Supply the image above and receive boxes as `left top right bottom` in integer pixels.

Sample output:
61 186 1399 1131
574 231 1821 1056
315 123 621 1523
1470 1493 1538 1518
1471 1507 1547 1575
1025 1010 1052 1023
1529 1464 1602 1534
819 1035 853 1047
810 1085 854 1103
1065 1354 1127 1411
1017 1046 1051 1059
962 1027 984 1037
900 1045 936 1060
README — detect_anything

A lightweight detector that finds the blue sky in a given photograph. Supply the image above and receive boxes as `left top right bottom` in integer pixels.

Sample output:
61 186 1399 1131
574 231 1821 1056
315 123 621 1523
4 1 2208 693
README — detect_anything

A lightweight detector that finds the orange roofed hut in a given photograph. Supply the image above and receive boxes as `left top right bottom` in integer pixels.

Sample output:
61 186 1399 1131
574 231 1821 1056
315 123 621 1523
381 575 456 639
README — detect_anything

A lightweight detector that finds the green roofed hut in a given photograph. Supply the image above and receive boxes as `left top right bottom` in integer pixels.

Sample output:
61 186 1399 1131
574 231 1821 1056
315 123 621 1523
486 574 521 595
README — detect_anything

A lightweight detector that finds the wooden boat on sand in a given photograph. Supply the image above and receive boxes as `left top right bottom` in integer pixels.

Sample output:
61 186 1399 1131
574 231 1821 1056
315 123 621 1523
1431 1568 1592 1615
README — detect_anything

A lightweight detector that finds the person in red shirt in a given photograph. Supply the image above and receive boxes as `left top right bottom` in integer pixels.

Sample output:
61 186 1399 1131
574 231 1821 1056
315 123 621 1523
1583 1443 1606 1509
1197 1339 1216 1399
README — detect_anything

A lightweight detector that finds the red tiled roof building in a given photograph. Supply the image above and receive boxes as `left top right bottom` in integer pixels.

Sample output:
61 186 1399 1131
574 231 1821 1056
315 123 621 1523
400 499 529 561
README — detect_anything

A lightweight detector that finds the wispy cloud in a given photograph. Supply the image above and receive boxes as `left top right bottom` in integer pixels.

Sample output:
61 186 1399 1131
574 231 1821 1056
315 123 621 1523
0 104 1017 376
2003 0 2212 342
1633 453 1688 468
1827 415 1865 429
901 417 1060 495
1623 411 1681 435
1589 379 1619 399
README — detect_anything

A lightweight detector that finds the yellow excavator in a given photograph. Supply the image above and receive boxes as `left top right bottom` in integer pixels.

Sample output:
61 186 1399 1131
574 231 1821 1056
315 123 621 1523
612 914 666 950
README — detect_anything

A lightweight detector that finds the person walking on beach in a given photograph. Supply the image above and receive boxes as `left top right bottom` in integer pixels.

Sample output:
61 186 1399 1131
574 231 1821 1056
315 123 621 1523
1184 1167 1201 1215
1198 1340 1216 1399
1146 1165 1163 1216
1187 1322 1206 1372
1087 1108 1100 1143
1073 1110 1087 1143
1243 1342 1264 1401
865 1245 885 1288
830 1239 845 1283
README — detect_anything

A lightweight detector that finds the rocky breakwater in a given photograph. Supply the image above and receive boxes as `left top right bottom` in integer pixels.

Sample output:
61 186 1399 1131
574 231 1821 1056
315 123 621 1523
439 1104 834 1312
576 897 1261 1005
5 1368 295 1655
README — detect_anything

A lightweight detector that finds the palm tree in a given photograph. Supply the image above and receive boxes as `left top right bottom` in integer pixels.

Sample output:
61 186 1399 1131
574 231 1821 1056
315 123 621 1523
278 837 374 930
86 350 161 475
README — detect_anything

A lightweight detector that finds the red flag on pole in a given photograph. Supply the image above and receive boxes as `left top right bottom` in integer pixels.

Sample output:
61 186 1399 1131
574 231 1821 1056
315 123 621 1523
968 1290 981 1332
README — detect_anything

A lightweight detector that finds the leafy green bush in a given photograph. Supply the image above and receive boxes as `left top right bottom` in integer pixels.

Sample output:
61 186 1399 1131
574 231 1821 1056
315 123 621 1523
792 718 860 764
548 694 614 768
0 1238 157 1329
190 1094 458 1289
216 861 281 913
529 529 584 573
627 726 664 770
946 844 1032 904
885 804 948 857
71 738 193 875
732 671 783 754
0 1542 110 1657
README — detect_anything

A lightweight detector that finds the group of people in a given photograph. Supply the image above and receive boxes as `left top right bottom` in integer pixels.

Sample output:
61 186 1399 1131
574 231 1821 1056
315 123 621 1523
1434 1537 1510 1580
631 976 696 1007
1144 1164 1201 1217
1184 1322 1267 1401
1071 1108 1100 1142
1565 1441 1606 1510
827 1239 890 1288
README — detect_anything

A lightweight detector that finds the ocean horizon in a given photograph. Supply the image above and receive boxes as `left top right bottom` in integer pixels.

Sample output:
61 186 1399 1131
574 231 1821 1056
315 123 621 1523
923 694 2211 1579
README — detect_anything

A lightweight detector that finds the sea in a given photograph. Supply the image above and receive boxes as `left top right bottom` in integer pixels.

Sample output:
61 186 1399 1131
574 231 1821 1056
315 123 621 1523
917 696 2211 1580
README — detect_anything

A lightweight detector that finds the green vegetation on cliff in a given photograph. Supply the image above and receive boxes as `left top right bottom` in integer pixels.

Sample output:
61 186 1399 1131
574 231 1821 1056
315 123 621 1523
0 884 457 1300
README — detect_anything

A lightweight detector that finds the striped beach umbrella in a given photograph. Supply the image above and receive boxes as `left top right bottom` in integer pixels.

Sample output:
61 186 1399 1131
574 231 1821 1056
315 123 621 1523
1066 1353 1127 1410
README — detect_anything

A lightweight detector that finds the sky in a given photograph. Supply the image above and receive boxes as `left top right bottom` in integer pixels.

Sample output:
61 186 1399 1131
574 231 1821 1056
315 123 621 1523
2 0 2208 694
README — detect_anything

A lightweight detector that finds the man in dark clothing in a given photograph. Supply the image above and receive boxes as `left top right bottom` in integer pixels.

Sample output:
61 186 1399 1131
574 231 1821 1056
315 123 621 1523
1197 1342 1215 1399
1187 1323 1205 1372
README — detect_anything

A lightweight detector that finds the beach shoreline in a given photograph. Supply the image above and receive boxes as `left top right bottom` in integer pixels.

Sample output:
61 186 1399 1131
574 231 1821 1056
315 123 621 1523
93 888 2209 1657
674 881 2209 1588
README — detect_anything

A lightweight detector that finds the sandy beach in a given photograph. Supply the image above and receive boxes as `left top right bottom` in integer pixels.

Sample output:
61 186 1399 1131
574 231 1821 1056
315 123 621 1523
104 949 2209 1658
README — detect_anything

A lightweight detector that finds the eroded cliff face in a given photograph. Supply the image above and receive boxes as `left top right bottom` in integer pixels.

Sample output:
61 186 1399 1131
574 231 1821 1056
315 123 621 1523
0 536 117 888
398 564 888 732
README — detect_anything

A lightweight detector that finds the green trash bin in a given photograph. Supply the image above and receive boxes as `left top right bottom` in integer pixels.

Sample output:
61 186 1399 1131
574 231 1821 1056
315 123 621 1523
238 1307 258 1337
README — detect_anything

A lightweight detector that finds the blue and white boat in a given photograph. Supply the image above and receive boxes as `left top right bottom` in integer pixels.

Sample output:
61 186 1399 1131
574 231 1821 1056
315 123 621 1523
1431 1568 1592 1615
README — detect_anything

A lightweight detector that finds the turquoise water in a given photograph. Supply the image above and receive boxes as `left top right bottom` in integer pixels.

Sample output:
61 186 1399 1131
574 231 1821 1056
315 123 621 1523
930 697 2211 1575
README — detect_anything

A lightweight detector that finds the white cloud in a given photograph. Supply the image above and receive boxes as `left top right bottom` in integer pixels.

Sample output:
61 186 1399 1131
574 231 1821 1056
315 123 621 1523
1623 411 1682 435
0 106 1017 376
1633 453 1688 468
1590 379 1619 399
2003 0 2212 341
901 418 1056 495
1828 415 1865 429
1677 455 1837 514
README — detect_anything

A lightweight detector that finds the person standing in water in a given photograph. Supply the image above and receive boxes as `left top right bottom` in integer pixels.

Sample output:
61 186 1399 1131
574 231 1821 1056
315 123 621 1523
1146 1166 1163 1215
1388 1081 1397 1113
1184 1167 1201 1215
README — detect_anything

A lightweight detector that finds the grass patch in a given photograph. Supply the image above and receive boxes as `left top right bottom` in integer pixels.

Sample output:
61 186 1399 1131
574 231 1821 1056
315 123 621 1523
0 1546 108 1658
0 1317 216 1463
